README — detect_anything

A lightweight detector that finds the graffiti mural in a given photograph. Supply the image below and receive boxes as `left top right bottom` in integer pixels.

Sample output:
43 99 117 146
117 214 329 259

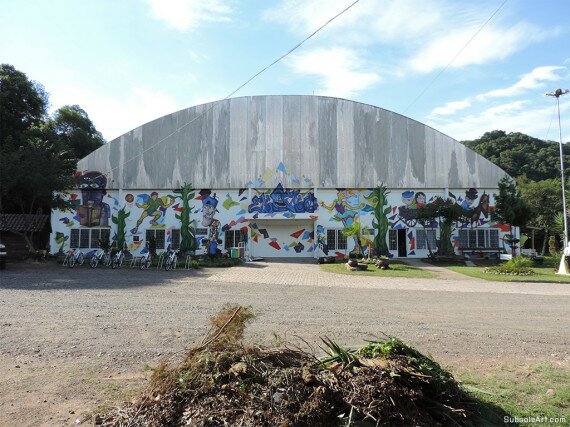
450 188 492 227
74 171 110 227
320 189 374 254
364 184 391 256
198 190 221 255
248 184 317 214
173 183 196 253
130 192 175 234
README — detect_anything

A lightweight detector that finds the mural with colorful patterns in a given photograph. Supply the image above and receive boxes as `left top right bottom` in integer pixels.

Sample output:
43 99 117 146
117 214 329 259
51 164 516 259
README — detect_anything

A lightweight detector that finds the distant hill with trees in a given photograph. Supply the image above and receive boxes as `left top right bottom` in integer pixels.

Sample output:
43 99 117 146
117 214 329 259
462 130 570 182
462 130 569 254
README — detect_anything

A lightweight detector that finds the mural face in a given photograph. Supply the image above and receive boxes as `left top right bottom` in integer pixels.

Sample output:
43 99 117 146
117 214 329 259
198 190 221 255
74 170 110 227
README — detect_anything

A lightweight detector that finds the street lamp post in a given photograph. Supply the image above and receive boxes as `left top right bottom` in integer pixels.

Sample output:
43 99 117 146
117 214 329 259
546 88 569 273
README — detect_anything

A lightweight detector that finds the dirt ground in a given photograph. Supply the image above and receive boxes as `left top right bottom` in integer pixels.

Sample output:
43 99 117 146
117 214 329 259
0 260 568 426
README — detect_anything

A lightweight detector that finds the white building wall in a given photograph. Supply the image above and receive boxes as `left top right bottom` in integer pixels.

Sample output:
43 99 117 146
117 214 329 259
50 178 515 260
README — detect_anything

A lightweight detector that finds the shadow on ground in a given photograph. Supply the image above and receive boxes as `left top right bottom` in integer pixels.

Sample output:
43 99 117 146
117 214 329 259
0 261 212 290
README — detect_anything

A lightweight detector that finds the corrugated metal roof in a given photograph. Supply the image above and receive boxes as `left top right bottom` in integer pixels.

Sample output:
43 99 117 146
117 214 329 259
0 214 49 232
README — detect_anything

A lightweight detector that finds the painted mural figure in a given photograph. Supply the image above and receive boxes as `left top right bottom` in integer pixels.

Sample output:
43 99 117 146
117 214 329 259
75 171 111 227
461 188 478 211
396 190 420 227
316 224 329 255
130 192 175 234
320 189 368 254
200 190 221 255
401 190 415 208
414 192 426 208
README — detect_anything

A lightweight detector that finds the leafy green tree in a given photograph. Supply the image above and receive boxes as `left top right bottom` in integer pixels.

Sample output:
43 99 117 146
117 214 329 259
416 202 438 259
341 215 370 255
0 64 48 141
48 105 105 160
0 64 104 250
517 176 564 254
462 130 570 182
492 176 530 257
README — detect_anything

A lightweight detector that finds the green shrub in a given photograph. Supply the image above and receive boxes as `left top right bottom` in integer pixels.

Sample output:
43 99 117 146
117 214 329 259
485 256 535 276
543 252 563 269
504 256 533 269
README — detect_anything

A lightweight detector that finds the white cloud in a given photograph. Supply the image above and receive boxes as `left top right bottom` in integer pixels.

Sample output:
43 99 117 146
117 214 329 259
428 99 570 141
263 0 445 43
286 47 380 97
429 65 566 118
408 22 551 73
146 0 234 30
431 100 471 116
265 1 557 76
476 66 566 100
49 85 186 141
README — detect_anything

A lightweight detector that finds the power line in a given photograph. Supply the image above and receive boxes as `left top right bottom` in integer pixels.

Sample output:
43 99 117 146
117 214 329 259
402 0 508 115
100 0 360 181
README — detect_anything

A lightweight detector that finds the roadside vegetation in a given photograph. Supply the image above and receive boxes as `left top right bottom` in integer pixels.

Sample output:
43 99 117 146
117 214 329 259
320 259 436 279
439 256 570 283
456 363 570 427
96 305 514 426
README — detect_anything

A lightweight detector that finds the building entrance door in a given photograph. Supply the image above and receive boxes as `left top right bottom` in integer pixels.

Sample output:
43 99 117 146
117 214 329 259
397 228 407 257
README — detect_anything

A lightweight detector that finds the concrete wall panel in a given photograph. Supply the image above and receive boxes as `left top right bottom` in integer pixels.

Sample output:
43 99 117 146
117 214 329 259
79 95 508 190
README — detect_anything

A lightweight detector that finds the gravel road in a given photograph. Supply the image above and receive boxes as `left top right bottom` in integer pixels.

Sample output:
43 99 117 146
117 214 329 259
1 260 568 426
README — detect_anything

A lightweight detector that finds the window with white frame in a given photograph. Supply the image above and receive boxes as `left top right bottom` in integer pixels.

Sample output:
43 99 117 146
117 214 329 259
146 229 165 250
416 230 437 250
458 229 499 249
225 229 247 249
70 228 111 249
326 229 347 251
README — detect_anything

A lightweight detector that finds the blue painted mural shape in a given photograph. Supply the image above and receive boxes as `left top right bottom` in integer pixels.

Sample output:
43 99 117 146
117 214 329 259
248 184 317 214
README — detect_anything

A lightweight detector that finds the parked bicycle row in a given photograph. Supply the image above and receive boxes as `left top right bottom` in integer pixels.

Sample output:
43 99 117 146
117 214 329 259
62 244 187 270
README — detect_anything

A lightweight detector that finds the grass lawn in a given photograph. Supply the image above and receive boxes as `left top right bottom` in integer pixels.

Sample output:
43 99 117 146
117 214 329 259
445 265 570 283
456 363 570 426
320 260 436 279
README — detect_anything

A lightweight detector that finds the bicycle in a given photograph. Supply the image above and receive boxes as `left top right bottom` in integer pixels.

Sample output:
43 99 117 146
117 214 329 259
164 245 178 271
68 250 85 268
90 248 110 268
111 245 127 269
139 250 153 270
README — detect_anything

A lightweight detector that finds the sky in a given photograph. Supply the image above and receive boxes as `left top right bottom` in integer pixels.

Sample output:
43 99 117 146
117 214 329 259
1 0 569 143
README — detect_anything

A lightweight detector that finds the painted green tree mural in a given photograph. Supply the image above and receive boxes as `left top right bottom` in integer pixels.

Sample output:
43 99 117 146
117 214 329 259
112 207 130 250
365 184 391 256
173 183 196 253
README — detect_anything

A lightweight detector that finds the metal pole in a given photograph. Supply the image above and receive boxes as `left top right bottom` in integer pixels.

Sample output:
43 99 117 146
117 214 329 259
556 95 569 249
546 89 569 249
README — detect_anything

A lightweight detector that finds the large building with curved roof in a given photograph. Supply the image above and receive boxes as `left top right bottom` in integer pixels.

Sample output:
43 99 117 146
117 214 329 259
50 95 512 259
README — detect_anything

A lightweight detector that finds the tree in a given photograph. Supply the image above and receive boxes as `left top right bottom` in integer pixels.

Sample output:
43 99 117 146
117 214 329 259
492 176 530 257
341 215 370 255
416 202 439 259
0 64 48 142
462 130 570 182
517 176 564 255
48 105 105 160
0 64 104 250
